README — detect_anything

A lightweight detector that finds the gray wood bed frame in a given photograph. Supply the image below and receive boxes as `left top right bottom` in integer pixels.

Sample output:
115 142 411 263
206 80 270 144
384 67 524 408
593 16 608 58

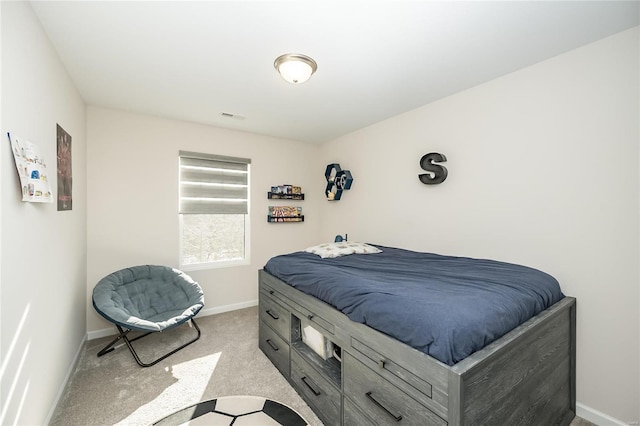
258 269 576 425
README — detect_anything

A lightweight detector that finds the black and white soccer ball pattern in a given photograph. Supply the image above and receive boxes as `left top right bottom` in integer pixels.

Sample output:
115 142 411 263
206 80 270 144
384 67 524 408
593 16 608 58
153 395 308 426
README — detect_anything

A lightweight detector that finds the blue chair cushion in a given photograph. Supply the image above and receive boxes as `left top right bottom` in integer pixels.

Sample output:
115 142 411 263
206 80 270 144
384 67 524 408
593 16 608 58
92 265 204 332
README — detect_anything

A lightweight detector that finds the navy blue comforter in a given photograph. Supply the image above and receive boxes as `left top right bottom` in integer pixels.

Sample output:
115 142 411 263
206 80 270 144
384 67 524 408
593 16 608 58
264 245 564 366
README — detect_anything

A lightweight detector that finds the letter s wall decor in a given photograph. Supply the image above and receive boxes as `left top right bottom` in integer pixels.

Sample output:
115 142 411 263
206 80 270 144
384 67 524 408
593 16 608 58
419 153 448 185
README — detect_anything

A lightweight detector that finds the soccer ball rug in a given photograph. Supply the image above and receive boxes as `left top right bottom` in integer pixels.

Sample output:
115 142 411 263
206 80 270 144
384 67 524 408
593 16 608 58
152 395 309 426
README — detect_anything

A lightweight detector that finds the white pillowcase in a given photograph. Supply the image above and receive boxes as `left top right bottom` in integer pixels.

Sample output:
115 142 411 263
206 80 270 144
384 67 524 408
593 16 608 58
304 242 382 259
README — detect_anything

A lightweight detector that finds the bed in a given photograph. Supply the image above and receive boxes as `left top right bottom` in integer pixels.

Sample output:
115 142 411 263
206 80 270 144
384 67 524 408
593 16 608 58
259 243 576 425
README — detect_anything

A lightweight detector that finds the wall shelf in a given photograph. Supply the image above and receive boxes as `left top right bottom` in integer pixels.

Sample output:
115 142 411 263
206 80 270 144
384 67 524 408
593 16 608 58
267 215 305 223
268 192 305 200
268 186 305 222
324 163 353 201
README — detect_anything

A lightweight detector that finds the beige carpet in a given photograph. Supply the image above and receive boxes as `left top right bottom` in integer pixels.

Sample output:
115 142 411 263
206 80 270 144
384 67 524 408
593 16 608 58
51 307 321 425
51 307 593 425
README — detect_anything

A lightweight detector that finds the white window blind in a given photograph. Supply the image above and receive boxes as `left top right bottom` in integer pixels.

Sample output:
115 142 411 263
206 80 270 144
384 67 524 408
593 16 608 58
179 151 250 215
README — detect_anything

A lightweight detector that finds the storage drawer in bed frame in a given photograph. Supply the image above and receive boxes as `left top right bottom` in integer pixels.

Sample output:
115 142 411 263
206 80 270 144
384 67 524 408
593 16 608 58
343 351 447 426
258 316 289 377
258 269 576 426
291 350 341 425
259 288 291 343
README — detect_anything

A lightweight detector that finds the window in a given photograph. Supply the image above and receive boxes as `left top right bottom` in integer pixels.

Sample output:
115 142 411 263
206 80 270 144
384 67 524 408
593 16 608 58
179 151 250 269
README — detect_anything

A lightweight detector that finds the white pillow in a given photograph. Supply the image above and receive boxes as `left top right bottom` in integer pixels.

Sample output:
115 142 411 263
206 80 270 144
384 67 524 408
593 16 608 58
304 242 382 259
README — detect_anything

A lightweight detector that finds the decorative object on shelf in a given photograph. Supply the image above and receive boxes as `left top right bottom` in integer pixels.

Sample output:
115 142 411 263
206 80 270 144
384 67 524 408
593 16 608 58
274 53 318 84
334 234 348 242
268 206 304 223
324 163 353 201
302 324 333 360
419 152 448 185
268 184 304 200
270 184 302 195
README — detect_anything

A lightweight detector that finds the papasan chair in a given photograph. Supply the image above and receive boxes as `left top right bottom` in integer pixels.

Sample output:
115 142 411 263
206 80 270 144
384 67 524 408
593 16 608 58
92 265 205 367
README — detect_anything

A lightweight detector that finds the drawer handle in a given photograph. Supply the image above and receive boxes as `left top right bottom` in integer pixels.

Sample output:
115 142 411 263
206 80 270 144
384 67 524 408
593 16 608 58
266 309 279 320
269 290 274 295
266 339 279 352
301 376 321 396
366 391 403 422
378 359 386 369
307 314 314 320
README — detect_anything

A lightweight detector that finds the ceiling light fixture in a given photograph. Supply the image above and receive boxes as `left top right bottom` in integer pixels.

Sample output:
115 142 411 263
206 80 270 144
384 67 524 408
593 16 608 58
274 53 317 84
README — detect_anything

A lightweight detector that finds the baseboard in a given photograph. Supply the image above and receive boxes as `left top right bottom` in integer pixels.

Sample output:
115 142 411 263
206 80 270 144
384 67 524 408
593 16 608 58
86 299 259 341
198 299 258 317
577 402 633 426
45 333 87 424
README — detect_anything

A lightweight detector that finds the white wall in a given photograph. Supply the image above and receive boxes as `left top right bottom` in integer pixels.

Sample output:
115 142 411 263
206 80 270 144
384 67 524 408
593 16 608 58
2 4 637 423
86 107 321 332
319 27 640 423
0 2 87 425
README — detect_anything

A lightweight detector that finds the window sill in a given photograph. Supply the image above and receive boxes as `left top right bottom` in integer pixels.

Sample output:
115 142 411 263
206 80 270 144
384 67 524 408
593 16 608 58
180 258 250 271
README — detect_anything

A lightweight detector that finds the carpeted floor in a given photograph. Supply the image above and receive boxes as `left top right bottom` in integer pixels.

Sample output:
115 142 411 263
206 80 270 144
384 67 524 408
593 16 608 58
51 307 321 426
51 307 593 426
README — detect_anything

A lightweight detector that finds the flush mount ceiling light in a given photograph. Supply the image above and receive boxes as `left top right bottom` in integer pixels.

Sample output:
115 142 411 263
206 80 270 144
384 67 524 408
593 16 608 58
274 53 317 84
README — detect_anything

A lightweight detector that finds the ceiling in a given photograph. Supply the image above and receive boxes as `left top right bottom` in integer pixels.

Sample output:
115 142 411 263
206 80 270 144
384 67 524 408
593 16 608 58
30 1 639 144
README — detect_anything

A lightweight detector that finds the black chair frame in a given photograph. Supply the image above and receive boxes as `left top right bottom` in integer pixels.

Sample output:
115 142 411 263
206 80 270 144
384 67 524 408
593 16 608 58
97 318 201 367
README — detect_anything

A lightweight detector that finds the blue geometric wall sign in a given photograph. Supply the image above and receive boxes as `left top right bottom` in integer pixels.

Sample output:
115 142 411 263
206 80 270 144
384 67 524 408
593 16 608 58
324 163 353 201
